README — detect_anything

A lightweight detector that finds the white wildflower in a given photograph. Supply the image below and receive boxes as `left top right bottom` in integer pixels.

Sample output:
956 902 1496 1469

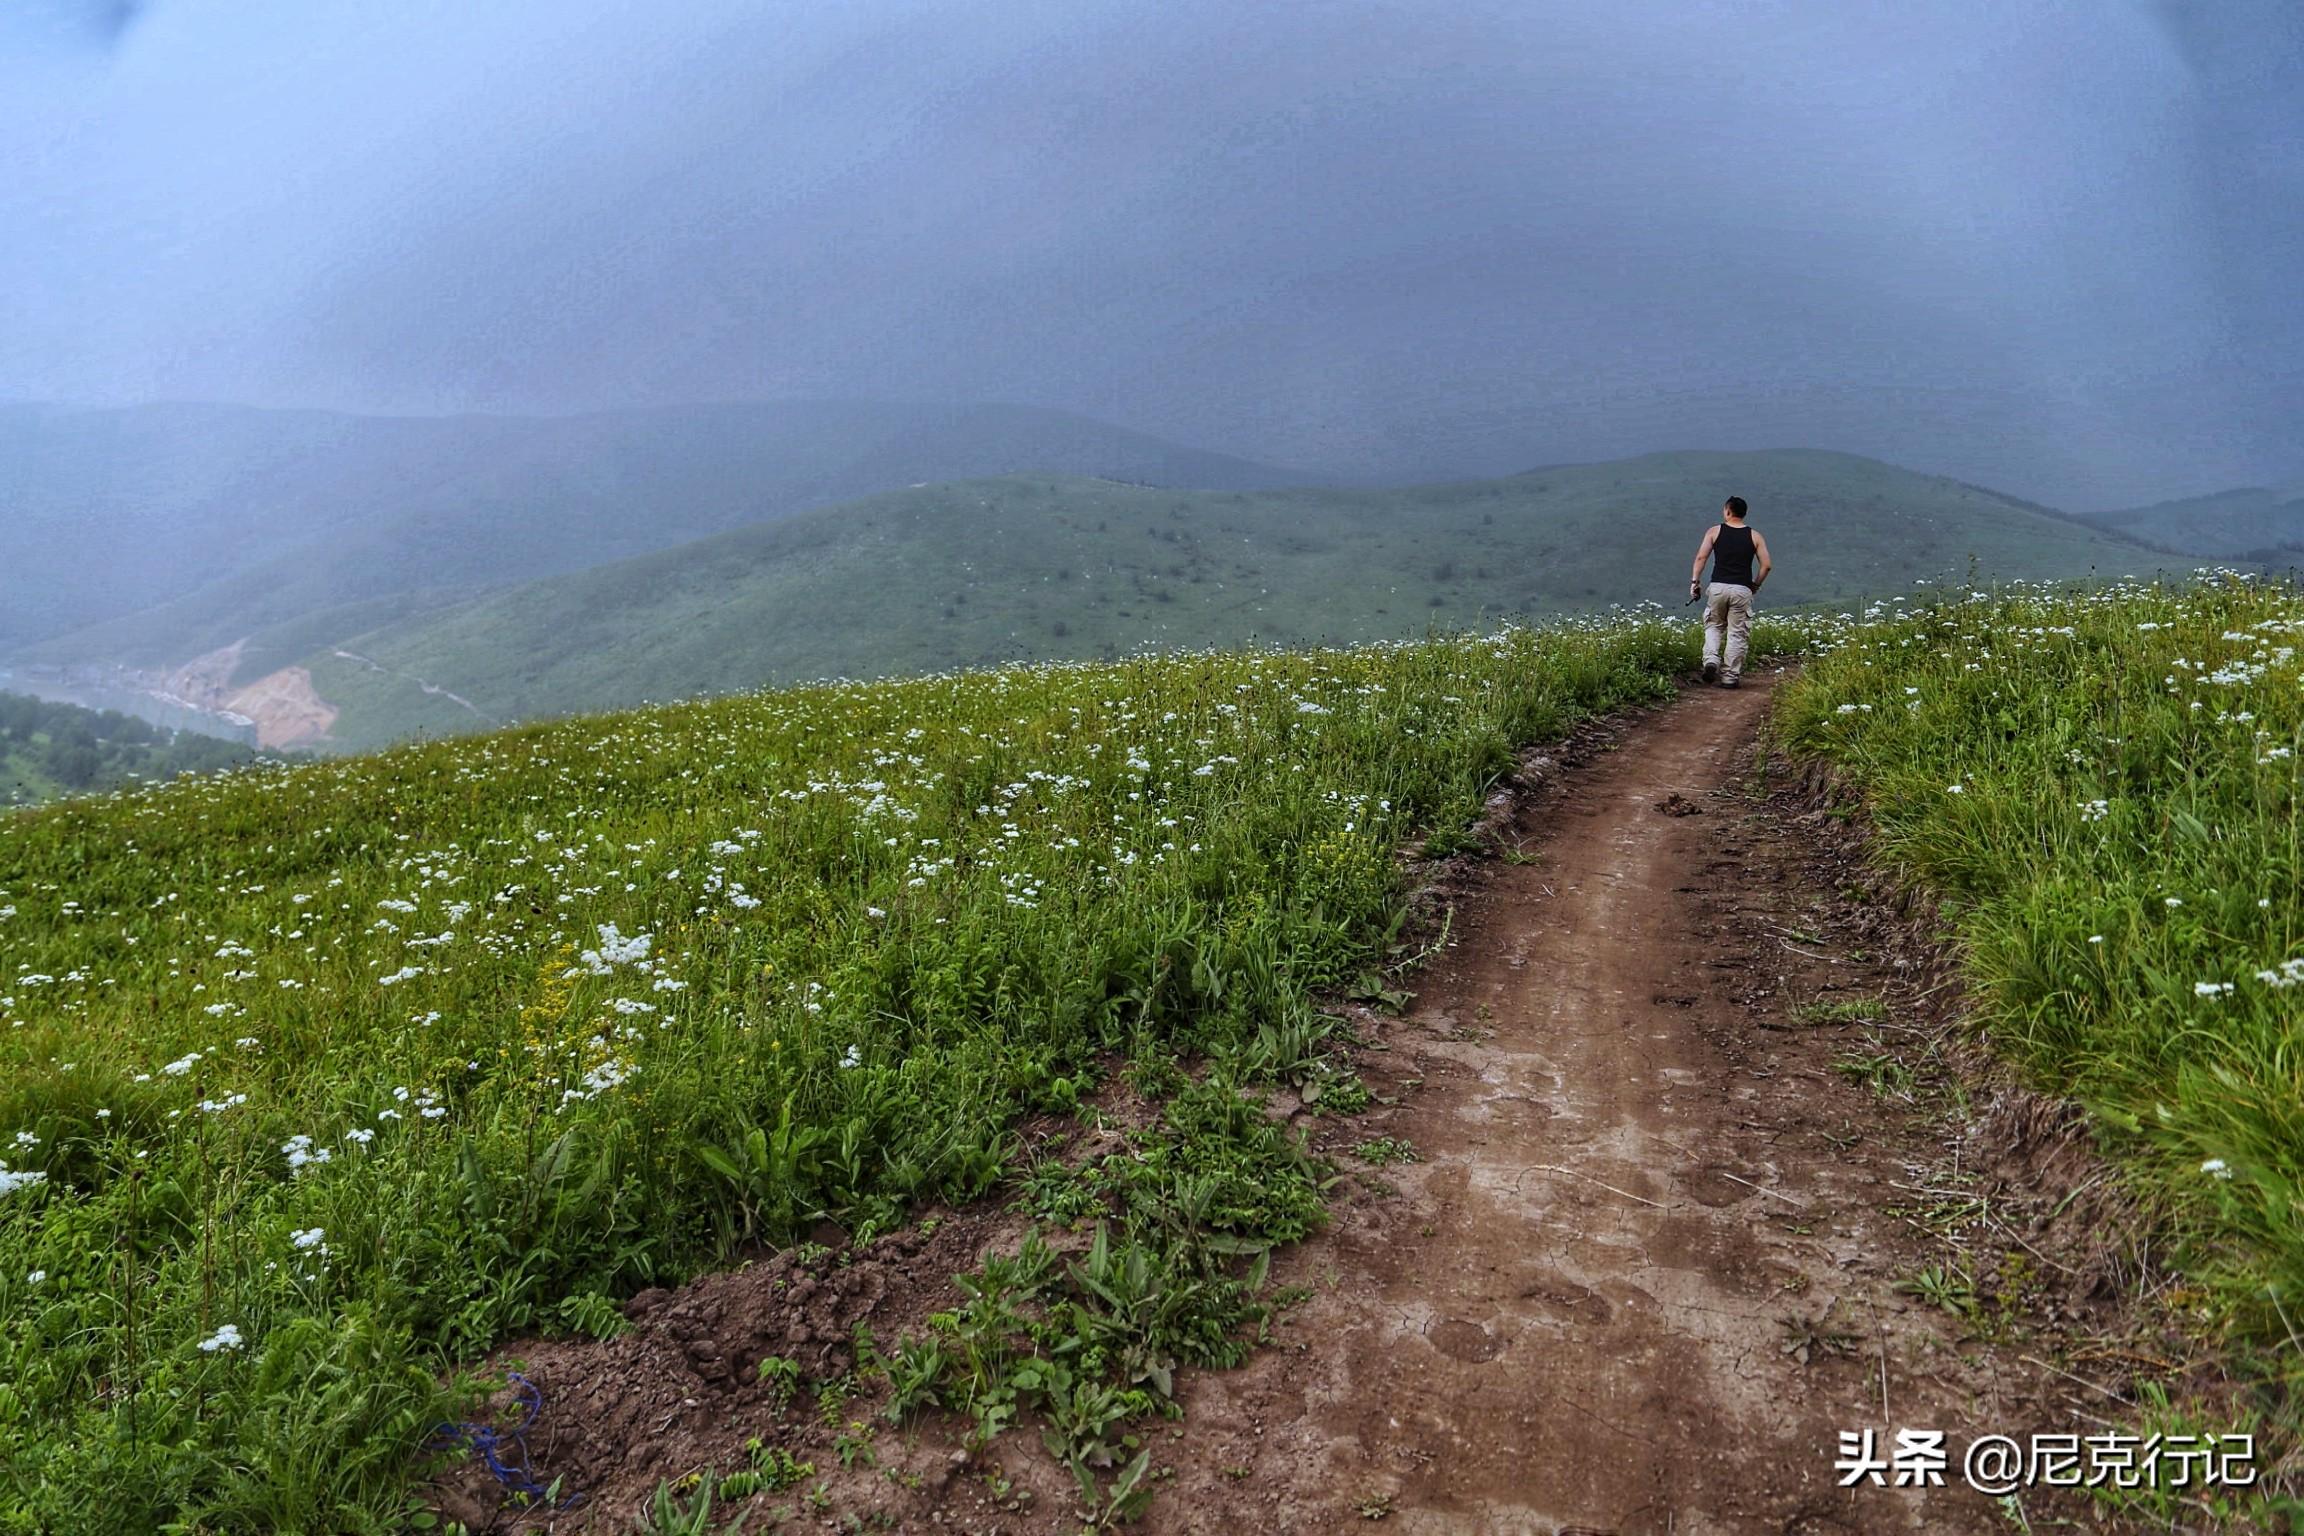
281 1135 333 1174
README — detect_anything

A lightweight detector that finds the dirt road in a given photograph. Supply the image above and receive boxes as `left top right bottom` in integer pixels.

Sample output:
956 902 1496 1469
445 665 2143 1534
1149 667 2104 1535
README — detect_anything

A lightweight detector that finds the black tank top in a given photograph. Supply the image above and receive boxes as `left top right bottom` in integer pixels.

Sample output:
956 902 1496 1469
1710 523 1756 587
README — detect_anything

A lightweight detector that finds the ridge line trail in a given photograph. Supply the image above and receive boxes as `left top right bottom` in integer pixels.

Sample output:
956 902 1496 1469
1155 668 2081 1535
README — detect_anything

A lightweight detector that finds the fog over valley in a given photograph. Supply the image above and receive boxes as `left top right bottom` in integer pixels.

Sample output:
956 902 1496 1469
2 0 2300 752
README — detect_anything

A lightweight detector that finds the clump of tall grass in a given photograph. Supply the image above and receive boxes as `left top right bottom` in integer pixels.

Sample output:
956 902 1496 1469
1781 573 2304 1427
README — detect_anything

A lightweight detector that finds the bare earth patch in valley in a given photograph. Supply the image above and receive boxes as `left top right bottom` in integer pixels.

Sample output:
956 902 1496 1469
221 663 339 749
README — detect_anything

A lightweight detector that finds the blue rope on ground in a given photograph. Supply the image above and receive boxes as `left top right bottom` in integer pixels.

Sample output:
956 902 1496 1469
433 1372 581 1507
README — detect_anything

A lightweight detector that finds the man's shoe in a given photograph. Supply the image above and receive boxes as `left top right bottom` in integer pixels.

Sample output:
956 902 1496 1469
1721 676 1740 689
1701 661 1719 684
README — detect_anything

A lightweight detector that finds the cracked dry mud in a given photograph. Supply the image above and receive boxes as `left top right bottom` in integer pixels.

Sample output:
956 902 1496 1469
442 667 2147 1535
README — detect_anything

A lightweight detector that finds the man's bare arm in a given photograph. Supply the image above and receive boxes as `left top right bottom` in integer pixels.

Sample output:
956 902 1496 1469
1751 530 1772 589
1689 526 1718 588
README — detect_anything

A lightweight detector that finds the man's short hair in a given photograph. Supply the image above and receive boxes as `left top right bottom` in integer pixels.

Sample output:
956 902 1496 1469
1724 496 1748 518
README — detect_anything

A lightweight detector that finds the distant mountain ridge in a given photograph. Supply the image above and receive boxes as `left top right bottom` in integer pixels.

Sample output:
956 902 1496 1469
4 403 2192 753
0 398 1319 667
281 448 2162 750
2075 485 2304 558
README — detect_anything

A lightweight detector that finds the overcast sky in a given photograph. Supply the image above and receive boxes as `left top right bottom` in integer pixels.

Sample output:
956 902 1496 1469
2 0 2297 507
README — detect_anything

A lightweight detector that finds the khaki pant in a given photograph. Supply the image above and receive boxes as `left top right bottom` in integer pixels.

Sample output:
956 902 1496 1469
1702 582 1753 681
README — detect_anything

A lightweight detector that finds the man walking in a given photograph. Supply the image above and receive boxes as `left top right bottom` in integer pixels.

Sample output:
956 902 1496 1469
1688 496 1771 687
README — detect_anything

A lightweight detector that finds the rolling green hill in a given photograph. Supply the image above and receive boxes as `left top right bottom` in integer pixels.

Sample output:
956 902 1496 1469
2 399 1313 676
2076 484 2304 558
297 448 2162 750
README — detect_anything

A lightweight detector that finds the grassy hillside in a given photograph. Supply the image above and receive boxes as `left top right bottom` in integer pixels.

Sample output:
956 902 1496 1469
303 448 2163 750
3 400 1313 674
0 611 1731 1531
1781 575 2304 1509
2077 484 2304 559
10 577 2300 1529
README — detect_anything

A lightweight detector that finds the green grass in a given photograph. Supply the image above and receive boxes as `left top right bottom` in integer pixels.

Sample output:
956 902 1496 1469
298 449 2158 749
0 750 58 806
0 691 256 808
0 611 1777 1531
1830 1044 1916 1099
1789 995 1885 1026
1780 573 2304 1481
1352 1137 1420 1167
